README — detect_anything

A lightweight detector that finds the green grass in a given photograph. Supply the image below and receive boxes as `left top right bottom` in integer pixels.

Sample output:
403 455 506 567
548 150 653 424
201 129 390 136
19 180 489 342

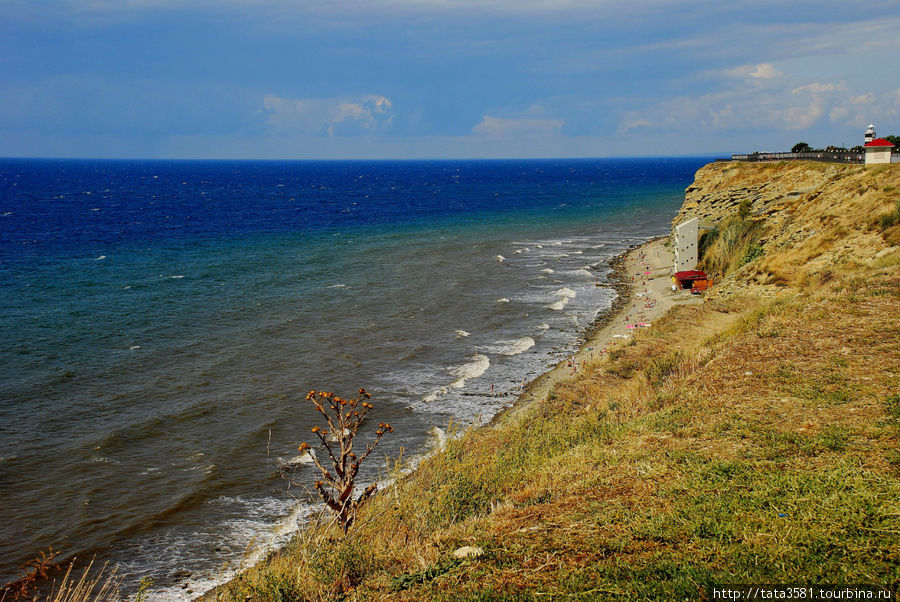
207 164 900 602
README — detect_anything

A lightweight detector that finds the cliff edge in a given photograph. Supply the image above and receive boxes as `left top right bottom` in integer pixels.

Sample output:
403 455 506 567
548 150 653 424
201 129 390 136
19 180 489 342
209 162 900 601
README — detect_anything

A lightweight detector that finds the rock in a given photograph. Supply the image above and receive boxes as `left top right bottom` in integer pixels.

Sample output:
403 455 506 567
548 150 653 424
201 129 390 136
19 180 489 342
453 546 484 559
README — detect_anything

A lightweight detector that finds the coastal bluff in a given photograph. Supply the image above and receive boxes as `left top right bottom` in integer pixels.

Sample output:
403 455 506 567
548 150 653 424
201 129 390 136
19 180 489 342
674 161 899 296
207 161 899 601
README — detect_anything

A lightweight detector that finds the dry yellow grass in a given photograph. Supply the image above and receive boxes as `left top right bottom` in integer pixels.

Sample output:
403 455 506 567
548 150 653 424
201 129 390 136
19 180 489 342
207 163 900 601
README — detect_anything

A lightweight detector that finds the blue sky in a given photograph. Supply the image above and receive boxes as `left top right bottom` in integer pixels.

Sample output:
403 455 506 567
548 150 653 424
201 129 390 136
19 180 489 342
2 0 899 159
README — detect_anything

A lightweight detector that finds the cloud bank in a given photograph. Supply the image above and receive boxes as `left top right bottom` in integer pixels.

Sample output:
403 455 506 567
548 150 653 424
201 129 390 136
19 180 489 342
262 94 393 136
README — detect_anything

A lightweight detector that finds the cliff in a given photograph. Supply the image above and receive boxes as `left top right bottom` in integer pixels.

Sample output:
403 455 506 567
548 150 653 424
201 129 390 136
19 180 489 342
673 161 899 296
209 162 900 601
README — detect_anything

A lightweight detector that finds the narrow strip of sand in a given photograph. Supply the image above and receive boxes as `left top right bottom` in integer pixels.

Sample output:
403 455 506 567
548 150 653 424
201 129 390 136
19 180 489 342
509 236 702 412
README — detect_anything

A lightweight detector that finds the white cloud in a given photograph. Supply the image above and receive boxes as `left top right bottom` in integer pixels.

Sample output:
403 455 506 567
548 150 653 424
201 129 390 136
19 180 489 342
262 94 393 136
850 92 876 105
791 82 843 95
723 63 782 81
617 74 864 136
619 118 651 134
827 88 900 126
472 115 564 138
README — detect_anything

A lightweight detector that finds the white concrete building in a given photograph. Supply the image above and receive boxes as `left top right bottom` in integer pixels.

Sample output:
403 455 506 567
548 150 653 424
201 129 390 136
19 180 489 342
865 138 894 165
674 217 698 272
863 123 895 165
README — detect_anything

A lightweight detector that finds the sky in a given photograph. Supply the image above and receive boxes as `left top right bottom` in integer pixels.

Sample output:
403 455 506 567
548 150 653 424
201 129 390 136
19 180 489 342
2 0 899 160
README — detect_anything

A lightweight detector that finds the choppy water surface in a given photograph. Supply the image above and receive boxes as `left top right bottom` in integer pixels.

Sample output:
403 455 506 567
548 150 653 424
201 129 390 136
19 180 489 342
0 158 707 597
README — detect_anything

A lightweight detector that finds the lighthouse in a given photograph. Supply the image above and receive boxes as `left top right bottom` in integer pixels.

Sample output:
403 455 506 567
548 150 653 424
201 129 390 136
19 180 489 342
864 124 876 145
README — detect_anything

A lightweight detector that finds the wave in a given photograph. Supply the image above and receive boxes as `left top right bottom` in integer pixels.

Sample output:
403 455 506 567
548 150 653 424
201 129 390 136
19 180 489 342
553 287 577 298
428 426 447 452
496 298 510 304
454 329 470 339
548 298 569 310
547 287 576 310
493 337 535 356
422 386 448 402
449 354 490 389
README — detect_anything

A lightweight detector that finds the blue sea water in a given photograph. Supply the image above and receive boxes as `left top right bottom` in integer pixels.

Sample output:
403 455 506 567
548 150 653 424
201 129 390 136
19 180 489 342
0 157 707 597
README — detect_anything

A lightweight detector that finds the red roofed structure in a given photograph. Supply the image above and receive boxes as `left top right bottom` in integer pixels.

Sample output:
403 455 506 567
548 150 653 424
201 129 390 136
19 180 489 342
864 136 894 165
674 270 711 294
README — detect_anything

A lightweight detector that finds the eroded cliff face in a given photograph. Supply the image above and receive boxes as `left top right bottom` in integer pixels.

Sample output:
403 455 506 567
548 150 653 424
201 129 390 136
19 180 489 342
672 161 899 295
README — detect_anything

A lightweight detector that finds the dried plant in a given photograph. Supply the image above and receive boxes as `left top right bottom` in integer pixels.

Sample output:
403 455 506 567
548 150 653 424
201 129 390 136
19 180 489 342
1 548 61 600
298 388 393 533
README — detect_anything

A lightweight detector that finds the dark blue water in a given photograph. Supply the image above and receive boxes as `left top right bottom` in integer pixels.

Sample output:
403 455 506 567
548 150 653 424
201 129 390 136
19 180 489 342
0 157 706 597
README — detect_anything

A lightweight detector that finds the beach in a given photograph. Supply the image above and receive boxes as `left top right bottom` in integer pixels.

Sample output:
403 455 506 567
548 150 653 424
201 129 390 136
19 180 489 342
512 235 702 413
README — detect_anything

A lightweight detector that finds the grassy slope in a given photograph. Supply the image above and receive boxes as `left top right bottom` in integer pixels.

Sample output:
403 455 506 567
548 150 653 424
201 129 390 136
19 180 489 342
210 163 900 601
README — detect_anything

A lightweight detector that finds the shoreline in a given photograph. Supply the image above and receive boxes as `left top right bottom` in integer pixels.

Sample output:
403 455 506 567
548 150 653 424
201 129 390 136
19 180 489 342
503 233 701 423
199 233 696 600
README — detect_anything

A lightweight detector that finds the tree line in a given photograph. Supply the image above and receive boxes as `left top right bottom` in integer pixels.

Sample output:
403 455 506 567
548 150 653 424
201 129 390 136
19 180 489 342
792 135 900 154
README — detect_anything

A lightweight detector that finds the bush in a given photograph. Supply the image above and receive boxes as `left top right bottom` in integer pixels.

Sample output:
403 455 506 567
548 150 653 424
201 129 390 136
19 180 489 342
876 201 900 231
699 214 767 278
298 389 393 533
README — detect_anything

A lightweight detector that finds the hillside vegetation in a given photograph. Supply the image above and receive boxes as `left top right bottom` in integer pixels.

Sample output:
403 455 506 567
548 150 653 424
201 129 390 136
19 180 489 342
210 162 900 601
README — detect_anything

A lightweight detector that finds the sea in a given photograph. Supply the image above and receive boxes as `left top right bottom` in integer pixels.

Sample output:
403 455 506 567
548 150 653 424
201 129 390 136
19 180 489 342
0 157 708 598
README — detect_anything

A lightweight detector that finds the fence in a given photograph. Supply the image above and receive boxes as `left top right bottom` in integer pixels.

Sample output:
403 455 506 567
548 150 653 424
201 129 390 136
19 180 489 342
730 151 864 164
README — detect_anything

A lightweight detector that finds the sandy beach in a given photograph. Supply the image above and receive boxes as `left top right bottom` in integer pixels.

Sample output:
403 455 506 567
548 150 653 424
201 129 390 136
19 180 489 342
512 235 702 410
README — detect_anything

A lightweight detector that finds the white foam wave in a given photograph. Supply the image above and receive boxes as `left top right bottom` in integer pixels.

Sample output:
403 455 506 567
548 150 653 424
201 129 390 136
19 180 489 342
496 298 510 304
454 329 470 338
548 298 569 310
496 337 536 356
536 323 550 332
328 284 348 289
576 269 594 278
150 498 316 601
496 255 505 263
89 456 119 464
95 255 106 261
277 450 316 468
450 354 490 388
169 275 185 279
429 426 447 451
541 268 555 274
423 386 448 402
547 288 576 311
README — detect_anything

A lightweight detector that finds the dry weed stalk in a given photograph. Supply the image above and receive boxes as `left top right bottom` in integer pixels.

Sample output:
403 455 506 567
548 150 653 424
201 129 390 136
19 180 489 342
1 548 60 600
1 551 121 602
299 388 393 533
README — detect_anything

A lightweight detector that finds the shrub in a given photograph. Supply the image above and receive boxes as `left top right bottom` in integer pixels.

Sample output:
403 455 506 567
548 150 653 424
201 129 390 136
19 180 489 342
699 214 767 279
298 389 393 533
876 200 900 231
